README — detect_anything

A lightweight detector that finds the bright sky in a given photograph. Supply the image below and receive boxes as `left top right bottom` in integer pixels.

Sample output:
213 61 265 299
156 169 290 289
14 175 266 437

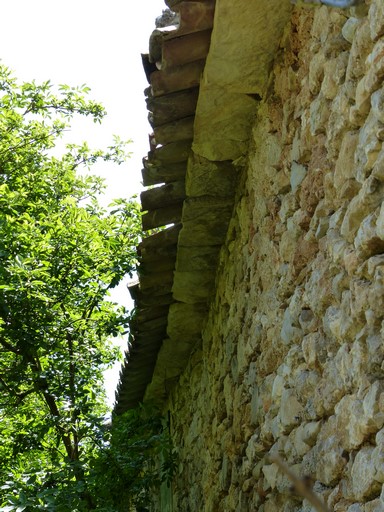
0 0 166 407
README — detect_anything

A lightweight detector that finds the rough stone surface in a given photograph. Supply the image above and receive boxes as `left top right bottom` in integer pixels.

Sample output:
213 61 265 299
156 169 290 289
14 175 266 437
151 2 384 511
192 0 292 161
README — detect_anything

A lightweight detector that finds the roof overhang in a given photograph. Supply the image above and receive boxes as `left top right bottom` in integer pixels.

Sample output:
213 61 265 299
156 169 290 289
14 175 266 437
115 0 292 414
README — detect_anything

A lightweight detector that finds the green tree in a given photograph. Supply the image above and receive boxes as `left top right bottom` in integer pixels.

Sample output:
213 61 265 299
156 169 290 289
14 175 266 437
0 64 142 510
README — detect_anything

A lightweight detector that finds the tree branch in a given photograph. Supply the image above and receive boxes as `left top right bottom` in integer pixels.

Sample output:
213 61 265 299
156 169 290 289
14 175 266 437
268 454 330 512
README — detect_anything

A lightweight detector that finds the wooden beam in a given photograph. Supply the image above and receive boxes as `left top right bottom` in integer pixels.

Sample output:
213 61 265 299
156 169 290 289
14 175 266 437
147 140 192 165
153 116 194 145
141 181 185 211
166 1 215 38
142 204 183 231
161 30 211 70
139 224 181 250
150 60 205 97
146 88 199 127
142 161 187 186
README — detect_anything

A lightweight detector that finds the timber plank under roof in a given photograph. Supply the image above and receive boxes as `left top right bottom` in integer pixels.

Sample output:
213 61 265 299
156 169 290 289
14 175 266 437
115 0 221 414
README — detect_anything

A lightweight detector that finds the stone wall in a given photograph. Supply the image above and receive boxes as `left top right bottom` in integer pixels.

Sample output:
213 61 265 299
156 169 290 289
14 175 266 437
162 2 384 510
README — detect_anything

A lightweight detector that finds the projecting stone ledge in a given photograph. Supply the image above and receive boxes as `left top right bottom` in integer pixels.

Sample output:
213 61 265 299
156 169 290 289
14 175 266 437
186 153 238 198
144 302 208 404
172 270 215 303
193 0 292 162
178 196 234 246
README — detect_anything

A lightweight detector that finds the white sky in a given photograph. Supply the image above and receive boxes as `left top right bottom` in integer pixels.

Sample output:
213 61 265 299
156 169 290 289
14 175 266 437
0 0 166 407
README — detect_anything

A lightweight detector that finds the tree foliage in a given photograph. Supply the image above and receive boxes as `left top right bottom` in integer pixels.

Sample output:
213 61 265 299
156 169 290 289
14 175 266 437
0 64 150 510
91 405 177 512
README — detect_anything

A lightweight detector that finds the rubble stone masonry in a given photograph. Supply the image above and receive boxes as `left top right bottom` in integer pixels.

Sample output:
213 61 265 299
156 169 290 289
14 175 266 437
163 2 384 510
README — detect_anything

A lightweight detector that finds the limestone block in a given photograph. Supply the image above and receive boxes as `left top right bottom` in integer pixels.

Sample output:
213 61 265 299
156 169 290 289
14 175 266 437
290 162 307 193
335 395 369 450
321 53 349 101
179 196 234 246
262 463 279 490
172 270 215 304
338 195 362 242
186 154 237 198
364 499 384 512
355 75 374 116
367 266 384 319
192 86 257 161
279 194 299 223
279 389 303 432
341 175 383 243
176 245 220 272
342 17 359 44
302 333 328 369
367 254 384 277
269 375 283 405
369 0 384 41
280 308 303 346
355 210 383 257
315 434 347 486
334 131 359 191
323 306 343 341
203 0 292 95
358 174 383 209
376 202 384 239
351 446 381 501
347 505 364 512
371 87 384 124
367 39 384 83
298 308 317 333
311 5 331 43
309 51 326 96
363 381 384 433
167 302 207 342
245 433 267 463
355 113 382 183
279 227 301 264
219 454 231 492
290 421 321 458
346 20 371 81
310 93 330 136
327 86 352 156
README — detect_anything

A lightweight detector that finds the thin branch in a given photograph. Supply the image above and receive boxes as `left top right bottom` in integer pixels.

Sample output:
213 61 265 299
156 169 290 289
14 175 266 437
0 336 22 355
268 454 330 512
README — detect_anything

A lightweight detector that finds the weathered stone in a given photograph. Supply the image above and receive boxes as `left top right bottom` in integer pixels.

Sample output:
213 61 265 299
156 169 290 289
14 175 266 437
316 434 347 486
279 389 303 432
192 0 291 161
321 52 349 100
192 87 257 161
371 87 384 123
290 162 307 193
172 270 215 304
179 196 234 246
342 17 359 44
186 153 237 198
369 0 384 41
346 19 371 81
334 131 359 191
351 447 381 501
310 93 330 136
